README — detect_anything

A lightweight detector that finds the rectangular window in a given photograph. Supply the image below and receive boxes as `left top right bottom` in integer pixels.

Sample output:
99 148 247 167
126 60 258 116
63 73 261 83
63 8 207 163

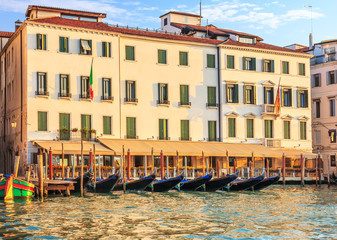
59 113 70 140
126 81 136 102
207 54 215 68
38 111 47 131
158 83 168 104
300 122 307 140
314 130 321 145
284 121 290 139
299 63 305 76
282 61 289 74
282 88 292 107
246 119 254 138
59 36 69 53
164 18 168 26
207 86 216 107
265 120 273 138
311 73 321 87
226 84 238 103
327 71 336 85
208 121 217 141
102 42 111 57
126 46 135 61
80 39 92 55
81 115 91 140
263 59 274 72
103 116 112 135
330 99 335 116
181 120 189 141
159 119 168 140
180 85 190 106
126 117 136 139
59 74 70 98
243 57 256 71
264 87 274 104
228 118 236 138
297 90 308 108
37 72 47 95
331 155 336 167
37 34 46 50
158 50 167 64
179 51 188 66
243 85 256 104
102 78 112 100
227 55 234 69
329 130 336 143
314 100 320 118
80 76 90 99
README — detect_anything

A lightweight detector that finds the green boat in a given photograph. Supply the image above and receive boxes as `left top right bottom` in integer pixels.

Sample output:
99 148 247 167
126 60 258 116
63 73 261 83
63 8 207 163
0 175 35 200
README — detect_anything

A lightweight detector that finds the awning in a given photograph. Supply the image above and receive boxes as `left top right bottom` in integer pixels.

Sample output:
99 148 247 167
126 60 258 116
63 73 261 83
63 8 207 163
81 40 91 51
98 138 315 158
32 140 113 155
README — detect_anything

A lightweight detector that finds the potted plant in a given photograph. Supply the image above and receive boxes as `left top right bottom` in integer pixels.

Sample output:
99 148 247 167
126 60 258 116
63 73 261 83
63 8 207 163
61 127 69 133
90 129 96 134
81 128 88 133
71 128 78 132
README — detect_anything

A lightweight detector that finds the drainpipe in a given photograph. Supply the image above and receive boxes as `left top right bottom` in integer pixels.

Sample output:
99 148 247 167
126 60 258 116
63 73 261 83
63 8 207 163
118 35 122 139
217 46 222 141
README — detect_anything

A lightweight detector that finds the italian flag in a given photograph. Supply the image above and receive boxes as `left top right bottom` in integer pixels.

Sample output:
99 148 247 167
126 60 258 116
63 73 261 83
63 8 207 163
89 58 94 100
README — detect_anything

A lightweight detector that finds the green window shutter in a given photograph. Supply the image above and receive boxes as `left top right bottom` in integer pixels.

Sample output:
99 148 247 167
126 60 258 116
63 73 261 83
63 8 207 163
304 90 308 107
207 87 216 105
265 120 273 138
300 122 307 140
228 118 236 137
126 46 134 60
102 42 106 57
59 113 70 140
253 86 256 104
42 34 46 50
207 54 215 68
37 34 41 49
158 83 161 101
180 52 188 66
103 116 111 135
81 115 91 140
159 119 167 140
227 55 234 69
65 37 69 53
107 43 111 57
234 84 238 103
180 85 188 103
289 89 292 106
158 50 166 64
243 85 247 104
181 120 189 140
59 37 64 52
271 60 275 72
247 119 254 138
252 58 256 70
208 121 216 141
126 117 136 138
264 87 267 104
38 112 47 131
242 57 246 70
284 121 290 139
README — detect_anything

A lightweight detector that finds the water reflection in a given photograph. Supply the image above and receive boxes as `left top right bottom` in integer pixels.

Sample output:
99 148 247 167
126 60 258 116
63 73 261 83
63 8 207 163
0 185 336 239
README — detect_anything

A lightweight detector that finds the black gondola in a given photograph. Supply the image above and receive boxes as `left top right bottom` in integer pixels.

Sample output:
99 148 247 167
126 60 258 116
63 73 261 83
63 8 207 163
226 172 265 191
145 173 184 192
179 171 213 191
332 172 337 182
199 170 238 192
112 172 156 192
87 171 121 193
249 172 280 191
70 172 92 193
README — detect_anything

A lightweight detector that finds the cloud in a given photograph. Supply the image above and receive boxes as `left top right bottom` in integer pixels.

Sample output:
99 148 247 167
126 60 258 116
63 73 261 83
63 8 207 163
137 7 158 11
177 5 187 9
281 9 324 21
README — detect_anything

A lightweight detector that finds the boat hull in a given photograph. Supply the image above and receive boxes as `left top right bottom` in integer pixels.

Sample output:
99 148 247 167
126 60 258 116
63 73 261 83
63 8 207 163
180 174 212 191
113 174 156 191
0 176 35 200
228 174 264 191
71 172 92 193
87 174 121 193
146 175 184 192
251 174 280 191
203 174 238 192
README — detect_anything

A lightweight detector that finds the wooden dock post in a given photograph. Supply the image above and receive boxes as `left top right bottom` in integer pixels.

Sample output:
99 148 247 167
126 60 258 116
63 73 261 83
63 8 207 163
252 152 255 177
160 150 164 180
282 153 286 185
49 147 53 180
166 156 169 178
315 156 318 187
176 150 179 175
62 143 65 180
151 147 154 173
144 155 147 176
266 157 269 177
127 149 131 180
80 139 84 197
38 151 44 202
300 153 304 186
318 153 322 186
44 150 48 179
226 150 229 174
14 155 20 177
184 156 187 179
217 158 220 178
122 145 125 179
72 154 75 179
89 148 93 170
93 145 96 183
202 151 205 175
328 156 330 188
98 155 102 179
206 156 209 174
233 157 236 174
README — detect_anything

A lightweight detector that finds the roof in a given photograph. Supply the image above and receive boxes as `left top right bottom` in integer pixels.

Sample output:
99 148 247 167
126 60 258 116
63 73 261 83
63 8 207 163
0 31 14 38
217 27 263 41
160 11 202 18
294 47 310 53
25 5 106 18
28 17 222 45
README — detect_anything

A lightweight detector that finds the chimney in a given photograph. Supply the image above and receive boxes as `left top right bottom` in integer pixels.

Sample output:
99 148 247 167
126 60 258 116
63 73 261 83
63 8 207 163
309 33 313 50
15 19 23 31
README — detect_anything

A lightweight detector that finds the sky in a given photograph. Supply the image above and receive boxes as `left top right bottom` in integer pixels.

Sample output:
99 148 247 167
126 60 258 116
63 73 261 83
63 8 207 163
0 0 334 47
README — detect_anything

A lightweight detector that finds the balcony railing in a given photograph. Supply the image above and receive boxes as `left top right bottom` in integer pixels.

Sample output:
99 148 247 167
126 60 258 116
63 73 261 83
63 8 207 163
58 92 72 98
125 135 139 139
157 99 170 105
206 103 219 108
179 101 191 107
261 104 276 115
179 137 192 141
157 136 170 140
35 90 49 96
124 98 138 103
101 95 114 101
79 93 91 100
311 53 337 65
264 139 281 147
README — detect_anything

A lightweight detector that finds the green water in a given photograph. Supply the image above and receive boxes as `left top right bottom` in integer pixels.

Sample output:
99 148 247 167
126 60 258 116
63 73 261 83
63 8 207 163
0 185 336 239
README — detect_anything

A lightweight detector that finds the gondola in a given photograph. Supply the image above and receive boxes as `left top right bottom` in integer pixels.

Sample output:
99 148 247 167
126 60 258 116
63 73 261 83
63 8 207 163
87 170 121 193
198 170 238 192
179 171 213 191
332 172 337 182
226 172 265 191
112 171 156 192
249 172 280 191
69 172 92 193
145 172 184 192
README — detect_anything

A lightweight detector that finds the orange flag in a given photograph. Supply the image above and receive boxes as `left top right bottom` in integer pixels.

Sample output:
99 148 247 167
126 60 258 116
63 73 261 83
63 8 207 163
274 78 281 116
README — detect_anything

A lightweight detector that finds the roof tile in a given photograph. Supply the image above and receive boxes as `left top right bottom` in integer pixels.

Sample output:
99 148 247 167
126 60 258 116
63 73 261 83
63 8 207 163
0 31 14 38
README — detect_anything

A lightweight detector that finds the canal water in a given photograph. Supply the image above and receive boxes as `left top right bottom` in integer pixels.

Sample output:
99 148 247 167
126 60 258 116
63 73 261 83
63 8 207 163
0 185 336 239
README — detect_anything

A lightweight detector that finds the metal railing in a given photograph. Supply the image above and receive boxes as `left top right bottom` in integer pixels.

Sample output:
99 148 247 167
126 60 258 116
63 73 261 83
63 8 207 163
206 103 219 107
35 90 49 96
124 98 138 103
101 95 114 101
157 99 170 105
58 92 72 98
261 104 275 115
79 93 91 100
179 101 191 107
264 139 281 147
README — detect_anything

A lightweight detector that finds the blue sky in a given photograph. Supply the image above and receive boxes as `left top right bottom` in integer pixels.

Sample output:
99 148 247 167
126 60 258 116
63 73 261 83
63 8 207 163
0 0 333 47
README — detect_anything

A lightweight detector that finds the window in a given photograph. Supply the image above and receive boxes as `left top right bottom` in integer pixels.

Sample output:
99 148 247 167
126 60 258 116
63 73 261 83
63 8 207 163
58 74 70 98
243 57 256 71
59 113 70 140
38 112 47 131
300 122 307 140
311 73 321 87
264 87 274 104
159 119 168 140
282 61 289 74
102 42 111 57
125 81 136 102
297 90 308 108
314 130 321 145
314 100 320 118
229 157 235 167
80 17 97 22
80 39 92 55
239 37 254 44
126 117 136 139
158 83 168 104
226 84 238 103
125 46 135 61
164 18 168 26
207 86 217 107
228 118 236 138
179 51 188 66
299 63 305 76
329 130 336 143
103 116 112 135
227 55 234 69
282 88 292 107
246 119 254 138
37 34 46 50
284 121 290 139
208 121 217 141
327 71 336 85
264 120 273 138
181 120 189 141
180 85 190 106
59 37 69 53
80 76 90 99
207 54 215 68
36 72 48 95
81 115 91 140
263 59 274 72
102 78 112 100
330 99 335 117
331 155 336 167
243 85 256 104
158 50 167 64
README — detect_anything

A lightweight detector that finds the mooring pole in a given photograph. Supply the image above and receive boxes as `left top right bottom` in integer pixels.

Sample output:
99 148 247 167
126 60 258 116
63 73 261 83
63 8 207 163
318 152 322 186
62 143 65 180
300 153 304 186
144 155 147 176
166 156 169 178
72 154 75 179
266 157 269 178
80 139 84 197
202 151 205 175
49 147 53 180
282 153 286 185
127 149 131 180
328 156 331 188
93 145 96 182
184 156 187 179
160 150 164 180
39 151 44 202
